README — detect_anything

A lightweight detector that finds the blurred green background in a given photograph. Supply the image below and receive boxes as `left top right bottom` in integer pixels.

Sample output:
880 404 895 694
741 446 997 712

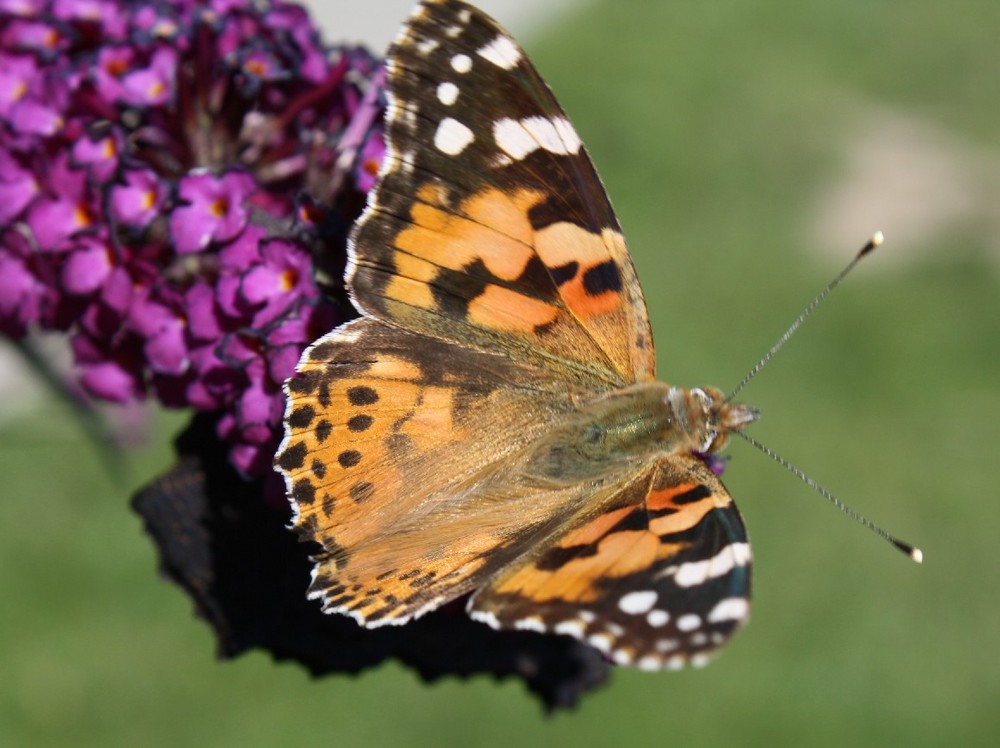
2 0 998 745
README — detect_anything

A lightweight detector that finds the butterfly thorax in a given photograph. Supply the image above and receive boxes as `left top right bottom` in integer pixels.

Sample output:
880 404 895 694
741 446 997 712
523 382 758 485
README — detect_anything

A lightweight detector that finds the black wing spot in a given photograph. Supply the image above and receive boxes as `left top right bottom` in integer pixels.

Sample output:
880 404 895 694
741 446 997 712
292 479 316 505
287 405 316 428
287 371 319 395
549 260 580 286
347 386 379 405
348 414 374 432
338 450 362 468
431 259 489 319
409 571 437 588
350 481 375 503
308 341 338 362
315 419 333 444
535 543 598 571
317 380 332 408
311 458 327 480
582 260 622 296
277 441 307 471
674 485 713 504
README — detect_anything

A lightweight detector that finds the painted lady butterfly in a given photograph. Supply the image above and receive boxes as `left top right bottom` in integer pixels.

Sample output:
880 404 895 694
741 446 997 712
276 0 760 670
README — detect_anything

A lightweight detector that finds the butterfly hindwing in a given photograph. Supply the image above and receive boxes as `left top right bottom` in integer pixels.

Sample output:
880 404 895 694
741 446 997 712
349 0 656 387
470 455 751 668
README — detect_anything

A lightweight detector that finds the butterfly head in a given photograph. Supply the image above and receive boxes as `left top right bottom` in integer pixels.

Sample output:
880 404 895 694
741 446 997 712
681 386 759 454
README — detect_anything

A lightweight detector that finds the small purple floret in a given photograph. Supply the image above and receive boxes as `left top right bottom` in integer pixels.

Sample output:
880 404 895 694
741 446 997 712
0 0 385 479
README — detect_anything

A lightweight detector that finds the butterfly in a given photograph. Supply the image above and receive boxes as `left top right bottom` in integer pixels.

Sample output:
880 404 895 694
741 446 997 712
275 0 759 670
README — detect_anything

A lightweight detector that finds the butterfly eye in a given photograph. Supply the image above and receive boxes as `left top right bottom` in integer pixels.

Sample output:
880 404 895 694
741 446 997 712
706 430 730 453
687 388 720 452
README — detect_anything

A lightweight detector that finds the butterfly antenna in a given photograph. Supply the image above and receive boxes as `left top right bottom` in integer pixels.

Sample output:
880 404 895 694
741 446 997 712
726 231 884 403
734 429 923 563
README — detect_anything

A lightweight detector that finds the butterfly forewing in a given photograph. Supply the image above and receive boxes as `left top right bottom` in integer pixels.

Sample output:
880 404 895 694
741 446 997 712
349 0 656 386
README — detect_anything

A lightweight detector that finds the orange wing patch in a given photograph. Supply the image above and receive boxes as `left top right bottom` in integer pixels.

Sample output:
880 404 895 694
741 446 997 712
646 477 734 538
467 284 559 332
396 185 543 282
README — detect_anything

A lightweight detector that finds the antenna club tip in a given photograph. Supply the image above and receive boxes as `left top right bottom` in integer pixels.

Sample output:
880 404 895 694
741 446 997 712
892 538 923 564
858 231 884 258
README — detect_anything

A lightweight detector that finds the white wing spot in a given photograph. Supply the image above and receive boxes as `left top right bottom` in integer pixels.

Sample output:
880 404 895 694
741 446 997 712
468 609 500 629
618 590 658 615
612 649 634 665
553 117 583 153
450 53 472 73
437 81 459 106
637 655 662 671
553 619 586 639
398 150 415 174
646 609 670 628
690 653 711 668
400 101 419 127
522 116 569 154
415 37 439 56
674 542 751 588
690 632 708 647
434 117 474 155
477 34 522 69
513 616 546 633
708 597 750 623
578 610 596 624
587 632 613 654
677 613 702 632
494 118 536 160
444 24 463 38
665 655 686 671
493 116 582 160
656 638 679 653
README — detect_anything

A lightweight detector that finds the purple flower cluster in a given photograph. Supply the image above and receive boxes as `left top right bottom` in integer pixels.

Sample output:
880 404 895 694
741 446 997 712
0 0 386 481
